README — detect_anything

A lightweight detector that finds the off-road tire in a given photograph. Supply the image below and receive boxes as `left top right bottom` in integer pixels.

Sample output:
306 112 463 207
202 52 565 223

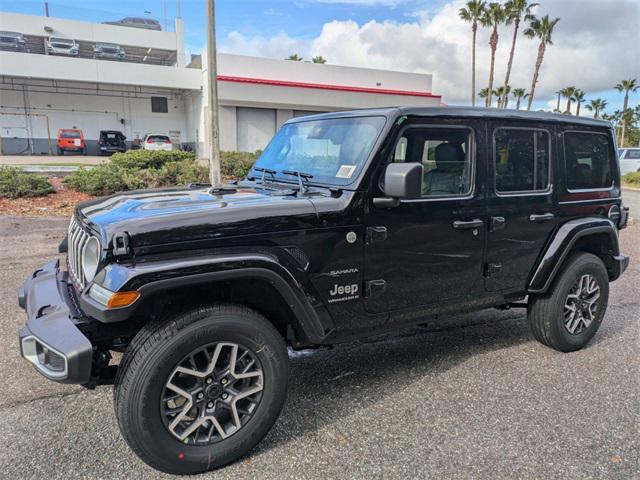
528 252 609 352
114 304 289 474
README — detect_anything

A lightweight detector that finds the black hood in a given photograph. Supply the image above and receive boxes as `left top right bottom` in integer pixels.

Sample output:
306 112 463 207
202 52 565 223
76 185 320 250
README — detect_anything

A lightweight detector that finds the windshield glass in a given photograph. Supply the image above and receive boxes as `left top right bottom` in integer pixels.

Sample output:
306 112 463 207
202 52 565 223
251 116 386 186
60 130 81 138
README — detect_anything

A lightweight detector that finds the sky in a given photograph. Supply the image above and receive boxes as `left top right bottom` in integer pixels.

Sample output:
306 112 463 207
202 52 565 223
2 0 639 114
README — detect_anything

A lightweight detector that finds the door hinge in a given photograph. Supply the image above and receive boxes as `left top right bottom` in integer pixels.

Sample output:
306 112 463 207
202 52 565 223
366 279 387 297
484 262 502 278
366 226 387 244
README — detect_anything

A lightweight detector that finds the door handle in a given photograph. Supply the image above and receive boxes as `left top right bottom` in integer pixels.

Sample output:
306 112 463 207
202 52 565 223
490 216 506 232
453 219 484 230
529 213 555 222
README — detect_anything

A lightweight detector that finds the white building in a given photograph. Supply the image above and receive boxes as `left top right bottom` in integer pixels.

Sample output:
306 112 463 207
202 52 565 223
0 12 442 156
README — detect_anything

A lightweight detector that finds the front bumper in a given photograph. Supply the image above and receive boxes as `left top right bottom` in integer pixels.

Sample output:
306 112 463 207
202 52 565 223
18 260 93 383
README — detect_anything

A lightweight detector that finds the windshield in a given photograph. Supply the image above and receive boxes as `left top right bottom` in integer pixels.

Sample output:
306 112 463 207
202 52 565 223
60 130 81 138
251 116 386 186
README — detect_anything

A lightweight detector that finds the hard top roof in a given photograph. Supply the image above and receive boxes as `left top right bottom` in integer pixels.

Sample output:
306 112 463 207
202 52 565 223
288 106 611 128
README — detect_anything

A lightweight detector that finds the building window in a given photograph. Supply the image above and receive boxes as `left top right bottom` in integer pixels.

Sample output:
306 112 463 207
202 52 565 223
564 131 613 191
236 107 276 152
151 96 168 113
494 128 550 193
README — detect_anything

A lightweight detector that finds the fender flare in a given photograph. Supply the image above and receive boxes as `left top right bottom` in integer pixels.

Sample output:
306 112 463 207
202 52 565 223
528 218 620 294
79 253 328 344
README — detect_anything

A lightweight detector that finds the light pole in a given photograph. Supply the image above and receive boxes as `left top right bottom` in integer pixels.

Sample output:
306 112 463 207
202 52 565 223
206 0 221 186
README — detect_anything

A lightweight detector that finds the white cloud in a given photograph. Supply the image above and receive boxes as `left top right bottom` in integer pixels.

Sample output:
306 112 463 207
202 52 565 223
220 0 640 106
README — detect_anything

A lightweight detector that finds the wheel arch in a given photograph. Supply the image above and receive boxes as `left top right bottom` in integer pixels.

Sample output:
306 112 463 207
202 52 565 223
528 217 621 294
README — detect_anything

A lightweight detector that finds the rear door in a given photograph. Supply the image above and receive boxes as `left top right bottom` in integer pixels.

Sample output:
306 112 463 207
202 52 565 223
484 121 557 292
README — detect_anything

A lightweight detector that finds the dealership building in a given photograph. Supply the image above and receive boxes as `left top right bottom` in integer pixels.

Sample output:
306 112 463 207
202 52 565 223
0 12 442 156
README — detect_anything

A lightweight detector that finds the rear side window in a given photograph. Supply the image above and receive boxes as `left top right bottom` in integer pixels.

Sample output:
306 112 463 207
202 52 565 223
564 132 613 190
627 150 640 159
494 128 550 193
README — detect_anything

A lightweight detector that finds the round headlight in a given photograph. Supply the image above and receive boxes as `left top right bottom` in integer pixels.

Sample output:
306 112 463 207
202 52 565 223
82 237 101 283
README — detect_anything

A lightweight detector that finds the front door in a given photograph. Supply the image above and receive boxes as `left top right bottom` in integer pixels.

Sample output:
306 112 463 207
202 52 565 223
363 119 487 314
484 121 558 292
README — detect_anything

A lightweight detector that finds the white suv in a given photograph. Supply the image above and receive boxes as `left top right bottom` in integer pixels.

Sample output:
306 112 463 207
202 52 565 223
46 37 79 56
619 148 640 175
142 134 173 151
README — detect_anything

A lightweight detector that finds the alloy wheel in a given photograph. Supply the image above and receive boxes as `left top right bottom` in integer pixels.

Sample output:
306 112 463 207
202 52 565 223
563 274 601 335
160 342 264 445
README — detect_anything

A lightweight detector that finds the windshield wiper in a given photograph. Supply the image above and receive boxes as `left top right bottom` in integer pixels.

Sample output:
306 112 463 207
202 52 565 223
283 170 314 192
253 166 277 185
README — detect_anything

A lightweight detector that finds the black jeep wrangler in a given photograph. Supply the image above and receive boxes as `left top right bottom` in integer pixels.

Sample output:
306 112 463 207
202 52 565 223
18 107 629 474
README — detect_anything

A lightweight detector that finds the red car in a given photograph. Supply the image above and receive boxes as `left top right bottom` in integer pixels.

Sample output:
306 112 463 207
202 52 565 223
57 129 86 155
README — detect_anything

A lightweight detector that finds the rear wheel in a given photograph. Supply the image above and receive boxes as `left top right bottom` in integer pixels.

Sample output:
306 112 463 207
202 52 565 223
114 305 289 474
528 252 609 352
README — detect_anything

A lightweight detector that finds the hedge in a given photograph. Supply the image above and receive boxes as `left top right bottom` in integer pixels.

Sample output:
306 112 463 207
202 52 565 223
622 172 640 187
0 166 55 198
66 150 260 196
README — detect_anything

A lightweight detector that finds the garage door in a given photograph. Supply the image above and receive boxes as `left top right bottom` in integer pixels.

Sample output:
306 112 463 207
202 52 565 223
236 107 276 152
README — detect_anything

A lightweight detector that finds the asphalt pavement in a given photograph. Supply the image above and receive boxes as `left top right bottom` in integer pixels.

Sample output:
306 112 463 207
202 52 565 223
0 215 638 480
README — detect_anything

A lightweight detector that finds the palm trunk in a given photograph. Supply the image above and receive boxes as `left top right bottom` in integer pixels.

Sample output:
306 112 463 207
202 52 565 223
621 93 629 147
516 97 521 110
566 98 572 114
502 18 519 107
576 102 581 116
471 22 477 107
556 92 561 112
487 27 498 107
504 95 509 109
527 42 545 111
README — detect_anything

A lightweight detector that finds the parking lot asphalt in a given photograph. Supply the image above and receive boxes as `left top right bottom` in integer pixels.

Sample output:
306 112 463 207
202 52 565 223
0 215 638 480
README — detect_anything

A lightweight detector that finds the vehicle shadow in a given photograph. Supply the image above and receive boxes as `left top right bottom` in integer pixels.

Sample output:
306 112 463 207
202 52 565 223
253 309 534 454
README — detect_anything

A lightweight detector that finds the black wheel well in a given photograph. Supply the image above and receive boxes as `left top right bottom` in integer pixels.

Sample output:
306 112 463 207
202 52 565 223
569 233 615 277
129 278 301 345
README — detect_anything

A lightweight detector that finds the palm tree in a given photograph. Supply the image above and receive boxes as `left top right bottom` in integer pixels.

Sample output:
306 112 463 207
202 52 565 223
524 15 560 110
615 78 638 147
585 98 607 119
312 55 327 64
481 3 506 107
512 87 528 110
572 89 585 116
286 53 303 61
501 0 538 106
478 87 490 106
502 85 512 108
494 86 508 107
459 1 487 106
560 86 576 114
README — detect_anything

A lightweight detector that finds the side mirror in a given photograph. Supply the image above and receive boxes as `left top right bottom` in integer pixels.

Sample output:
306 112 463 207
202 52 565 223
374 162 423 207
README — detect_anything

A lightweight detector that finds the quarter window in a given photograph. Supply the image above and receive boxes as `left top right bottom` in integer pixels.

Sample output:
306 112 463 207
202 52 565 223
564 132 613 190
494 128 550 193
391 127 473 197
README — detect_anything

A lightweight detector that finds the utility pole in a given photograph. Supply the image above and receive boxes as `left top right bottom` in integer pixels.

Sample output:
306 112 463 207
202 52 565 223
206 0 221 186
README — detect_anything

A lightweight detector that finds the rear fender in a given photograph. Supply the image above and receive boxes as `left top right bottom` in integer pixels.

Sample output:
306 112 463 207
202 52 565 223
528 217 620 294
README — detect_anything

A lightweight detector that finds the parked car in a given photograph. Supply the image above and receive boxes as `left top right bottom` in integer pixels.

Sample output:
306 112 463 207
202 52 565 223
46 37 79 56
98 130 127 155
94 42 125 60
619 147 640 174
57 128 85 155
142 133 173 151
102 17 161 30
18 108 629 475
0 31 28 52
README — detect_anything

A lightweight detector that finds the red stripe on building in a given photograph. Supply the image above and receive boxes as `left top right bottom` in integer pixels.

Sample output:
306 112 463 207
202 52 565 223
217 75 441 99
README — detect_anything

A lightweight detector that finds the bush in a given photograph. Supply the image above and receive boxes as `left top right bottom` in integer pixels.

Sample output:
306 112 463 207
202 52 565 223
0 166 55 198
622 172 640 187
66 149 258 196
220 150 260 178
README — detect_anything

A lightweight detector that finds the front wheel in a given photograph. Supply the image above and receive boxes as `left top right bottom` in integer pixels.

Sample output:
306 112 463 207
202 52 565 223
528 252 609 352
114 305 289 474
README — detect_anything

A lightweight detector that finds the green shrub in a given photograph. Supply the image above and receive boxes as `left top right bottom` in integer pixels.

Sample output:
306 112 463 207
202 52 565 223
65 164 128 196
220 150 260 178
110 150 195 170
622 172 640 187
0 166 55 198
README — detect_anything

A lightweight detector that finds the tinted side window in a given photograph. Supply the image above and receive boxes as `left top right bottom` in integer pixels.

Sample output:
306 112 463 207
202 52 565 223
565 132 613 190
392 127 473 197
494 128 550 193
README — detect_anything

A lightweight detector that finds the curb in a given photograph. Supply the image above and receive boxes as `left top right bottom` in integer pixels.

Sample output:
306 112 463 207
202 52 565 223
622 186 640 192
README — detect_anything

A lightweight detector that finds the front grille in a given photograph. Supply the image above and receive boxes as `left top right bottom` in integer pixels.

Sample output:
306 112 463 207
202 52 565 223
67 217 91 290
